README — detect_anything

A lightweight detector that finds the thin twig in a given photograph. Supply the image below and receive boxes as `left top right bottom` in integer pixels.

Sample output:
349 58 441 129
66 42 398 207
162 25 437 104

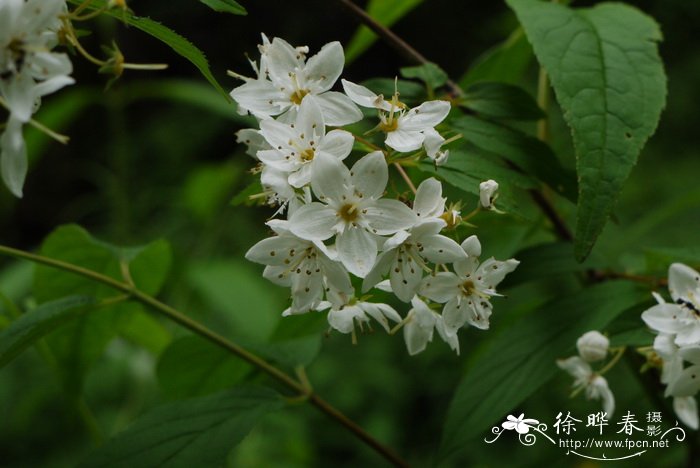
393 163 417 194
337 0 463 98
0 244 408 467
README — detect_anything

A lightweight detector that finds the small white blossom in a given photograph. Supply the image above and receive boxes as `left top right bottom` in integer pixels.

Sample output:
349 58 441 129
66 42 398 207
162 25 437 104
0 0 73 197
341 79 450 159
402 296 459 355
576 330 609 362
363 178 465 302
246 219 352 313
257 95 354 188
479 179 499 210
231 34 362 126
642 264 700 347
288 151 416 277
317 297 401 335
420 235 519 331
557 356 615 416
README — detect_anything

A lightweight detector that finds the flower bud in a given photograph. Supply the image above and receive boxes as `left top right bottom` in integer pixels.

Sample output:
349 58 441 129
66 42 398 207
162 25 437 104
576 330 609 362
479 179 499 209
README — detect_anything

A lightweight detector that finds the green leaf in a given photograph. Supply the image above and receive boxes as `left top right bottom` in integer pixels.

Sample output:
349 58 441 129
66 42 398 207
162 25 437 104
505 242 607 285
451 115 577 201
400 62 448 90
183 162 242 221
507 0 667 261
459 28 532 87
79 387 284 468
157 336 251 398
35 225 172 391
461 82 544 120
199 0 247 15
187 260 286 341
345 0 424 63
439 281 646 461
0 296 95 369
67 0 229 99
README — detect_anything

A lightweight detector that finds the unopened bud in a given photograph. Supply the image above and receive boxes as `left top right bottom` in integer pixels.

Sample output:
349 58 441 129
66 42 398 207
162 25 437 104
479 179 499 210
576 330 609 362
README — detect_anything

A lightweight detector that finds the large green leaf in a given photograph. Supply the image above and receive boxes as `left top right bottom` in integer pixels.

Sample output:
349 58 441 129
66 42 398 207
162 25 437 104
67 0 229 99
459 28 532 87
0 296 95 369
344 0 425 63
199 0 247 15
157 336 251 399
461 82 544 121
79 387 284 468
507 0 667 261
451 115 577 202
439 281 647 461
35 225 172 391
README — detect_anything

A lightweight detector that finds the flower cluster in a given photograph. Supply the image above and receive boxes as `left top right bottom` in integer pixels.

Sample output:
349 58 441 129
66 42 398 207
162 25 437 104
0 0 73 197
557 330 615 417
233 34 518 355
641 263 700 429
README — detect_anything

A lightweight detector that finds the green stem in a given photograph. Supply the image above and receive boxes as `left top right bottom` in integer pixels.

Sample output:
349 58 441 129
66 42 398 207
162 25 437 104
0 244 408 467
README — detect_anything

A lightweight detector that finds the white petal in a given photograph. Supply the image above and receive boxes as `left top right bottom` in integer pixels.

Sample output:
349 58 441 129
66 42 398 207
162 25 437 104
389 252 423 302
590 376 615 417
245 236 304 266
668 263 700 302
336 226 378 277
341 79 391 111
351 151 388 199
399 100 451 132
230 80 286 118
29 52 73 81
385 129 424 153
291 270 324 312
666 365 700 397
317 129 354 161
641 303 687 334
556 356 592 380
319 255 353 296
311 152 351 202
288 163 313 188
420 272 459 303
296 95 325 140
465 299 492 330
303 42 344 93
442 297 468 330
327 307 360 334
361 302 401 332
681 347 700 365
31 75 74 99
265 37 304 85
460 235 482 257
674 397 699 430
365 199 417 235
259 118 297 151
414 177 445 219
420 234 467 264
422 127 445 159
313 92 363 126
362 250 393 292
288 203 337 241
675 325 700 348
236 128 269 158
477 258 520 289
435 316 460 354
0 117 27 198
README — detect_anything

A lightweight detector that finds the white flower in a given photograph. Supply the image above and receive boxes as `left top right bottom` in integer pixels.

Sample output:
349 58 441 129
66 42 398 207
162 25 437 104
341 79 450 158
259 165 307 215
258 96 354 188
642 264 700 347
318 298 401 335
0 0 73 197
245 219 352 313
420 235 519 331
362 178 466 302
576 330 609 362
402 296 459 355
557 356 615 416
673 396 699 430
231 34 361 126
288 151 417 277
479 179 499 210
665 346 700 398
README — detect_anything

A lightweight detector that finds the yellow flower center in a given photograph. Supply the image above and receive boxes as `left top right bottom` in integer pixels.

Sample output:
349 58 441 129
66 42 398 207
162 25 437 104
338 203 360 222
300 148 315 161
290 88 310 105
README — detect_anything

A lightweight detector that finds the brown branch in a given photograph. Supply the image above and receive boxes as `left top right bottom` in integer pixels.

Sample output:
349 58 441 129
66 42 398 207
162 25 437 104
337 0 463 98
